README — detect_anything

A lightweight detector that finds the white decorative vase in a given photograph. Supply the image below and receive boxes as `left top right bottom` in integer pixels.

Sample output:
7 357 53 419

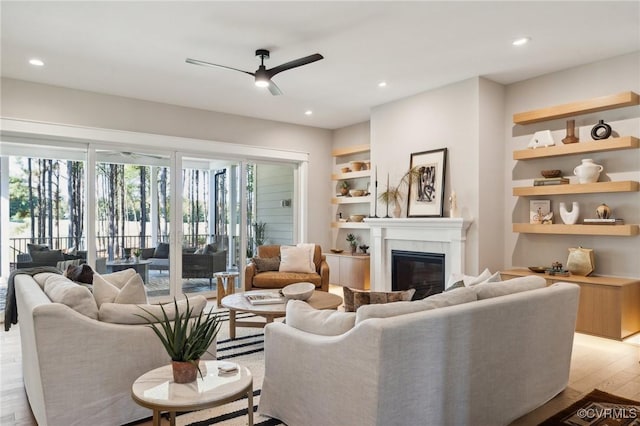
393 203 402 218
573 159 603 184
559 202 580 225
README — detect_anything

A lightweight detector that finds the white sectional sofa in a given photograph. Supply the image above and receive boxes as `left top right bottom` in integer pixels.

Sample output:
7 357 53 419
14 272 215 426
259 276 580 426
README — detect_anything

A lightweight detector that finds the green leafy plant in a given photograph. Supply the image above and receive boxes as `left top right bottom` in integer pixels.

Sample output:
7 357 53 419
136 298 221 375
346 233 358 248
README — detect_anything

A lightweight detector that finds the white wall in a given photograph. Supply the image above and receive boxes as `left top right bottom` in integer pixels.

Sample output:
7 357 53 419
504 52 640 277
256 164 294 246
370 77 505 275
0 78 333 250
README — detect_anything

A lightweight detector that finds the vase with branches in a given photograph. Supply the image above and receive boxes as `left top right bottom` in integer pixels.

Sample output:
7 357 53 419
378 168 421 218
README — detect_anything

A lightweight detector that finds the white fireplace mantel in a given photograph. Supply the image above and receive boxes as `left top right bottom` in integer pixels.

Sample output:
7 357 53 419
365 218 473 291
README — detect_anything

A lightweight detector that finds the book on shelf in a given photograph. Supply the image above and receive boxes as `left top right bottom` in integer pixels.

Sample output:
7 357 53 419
533 177 570 186
245 292 285 305
583 218 625 225
530 200 551 224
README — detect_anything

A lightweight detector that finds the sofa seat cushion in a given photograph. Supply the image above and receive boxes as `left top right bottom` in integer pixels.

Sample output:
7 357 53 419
99 296 208 324
355 286 477 324
43 275 99 319
286 300 356 336
253 271 321 288
474 275 546 300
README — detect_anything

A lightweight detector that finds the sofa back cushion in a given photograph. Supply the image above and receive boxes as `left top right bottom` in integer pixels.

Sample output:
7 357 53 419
286 300 356 336
153 242 170 259
43 275 99 319
99 296 208 324
355 286 477 324
30 250 64 265
474 275 546 300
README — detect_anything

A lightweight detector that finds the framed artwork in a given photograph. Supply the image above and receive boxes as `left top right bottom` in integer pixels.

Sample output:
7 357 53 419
407 148 447 217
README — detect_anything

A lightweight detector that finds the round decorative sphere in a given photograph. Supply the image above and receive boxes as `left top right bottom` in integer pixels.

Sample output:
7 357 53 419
281 282 315 301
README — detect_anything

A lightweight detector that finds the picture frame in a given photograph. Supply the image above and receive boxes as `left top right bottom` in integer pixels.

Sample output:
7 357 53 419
407 148 447 217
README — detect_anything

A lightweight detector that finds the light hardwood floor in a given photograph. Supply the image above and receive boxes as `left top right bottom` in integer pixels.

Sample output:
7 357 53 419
1 321 639 425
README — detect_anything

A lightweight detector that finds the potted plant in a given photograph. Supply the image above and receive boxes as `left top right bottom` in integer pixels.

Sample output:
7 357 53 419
346 233 358 254
137 298 221 383
340 180 349 196
378 168 421 217
132 248 141 262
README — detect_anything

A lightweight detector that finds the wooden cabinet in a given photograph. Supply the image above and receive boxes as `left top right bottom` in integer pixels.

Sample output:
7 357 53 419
502 269 640 340
324 253 370 290
512 91 639 237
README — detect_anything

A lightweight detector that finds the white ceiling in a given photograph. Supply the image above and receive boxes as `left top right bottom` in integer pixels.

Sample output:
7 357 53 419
1 1 639 130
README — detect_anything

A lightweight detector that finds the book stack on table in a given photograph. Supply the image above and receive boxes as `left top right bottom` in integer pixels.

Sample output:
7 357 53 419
533 177 570 186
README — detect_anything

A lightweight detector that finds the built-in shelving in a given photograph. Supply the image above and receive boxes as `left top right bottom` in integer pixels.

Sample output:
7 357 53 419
331 222 369 229
513 136 639 160
331 170 371 180
332 196 372 205
513 91 639 125
513 181 639 196
513 223 639 236
331 144 370 157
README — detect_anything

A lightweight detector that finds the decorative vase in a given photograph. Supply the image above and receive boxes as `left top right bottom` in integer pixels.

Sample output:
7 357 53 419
559 202 580 225
350 245 357 255
596 203 612 219
562 119 579 144
393 203 401 218
566 247 595 276
340 187 349 196
591 119 612 140
573 159 603 183
172 360 199 383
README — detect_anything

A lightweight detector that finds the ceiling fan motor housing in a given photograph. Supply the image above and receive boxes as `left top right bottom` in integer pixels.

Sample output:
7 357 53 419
255 49 270 60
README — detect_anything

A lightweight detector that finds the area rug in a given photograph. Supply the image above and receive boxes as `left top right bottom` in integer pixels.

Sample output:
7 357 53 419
539 389 640 426
174 309 283 426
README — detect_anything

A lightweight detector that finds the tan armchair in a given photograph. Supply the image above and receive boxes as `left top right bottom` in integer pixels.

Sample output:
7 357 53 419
245 244 329 292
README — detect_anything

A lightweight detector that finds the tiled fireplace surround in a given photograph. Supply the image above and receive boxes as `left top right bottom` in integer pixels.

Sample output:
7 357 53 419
366 218 472 292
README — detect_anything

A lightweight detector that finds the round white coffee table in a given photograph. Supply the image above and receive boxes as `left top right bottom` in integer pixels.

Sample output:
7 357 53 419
131 360 253 426
221 290 343 339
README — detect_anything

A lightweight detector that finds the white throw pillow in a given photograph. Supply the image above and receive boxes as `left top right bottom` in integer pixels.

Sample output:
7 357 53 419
296 243 316 272
93 270 148 307
286 300 356 336
44 276 99 319
99 296 208 324
279 246 316 274
447 268 492 287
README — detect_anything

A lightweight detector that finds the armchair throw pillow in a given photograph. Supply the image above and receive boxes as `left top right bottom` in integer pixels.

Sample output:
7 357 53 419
343 287 416 312
286 300 356 336
252 256 281 273
279 245 315 274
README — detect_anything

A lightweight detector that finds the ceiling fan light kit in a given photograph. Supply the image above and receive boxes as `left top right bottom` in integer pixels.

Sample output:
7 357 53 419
186 48 323 96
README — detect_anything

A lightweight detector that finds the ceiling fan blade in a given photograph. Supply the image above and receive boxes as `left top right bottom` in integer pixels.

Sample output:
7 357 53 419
266 53 324 78
185 58 254 76
268 80 283 96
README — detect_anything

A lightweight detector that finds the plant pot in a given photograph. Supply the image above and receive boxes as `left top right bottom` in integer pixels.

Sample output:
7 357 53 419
350 245 357 255
172 360 199 383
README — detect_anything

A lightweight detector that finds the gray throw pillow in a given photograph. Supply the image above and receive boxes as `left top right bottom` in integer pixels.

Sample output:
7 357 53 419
31 250 64 264
153 242 170 259
205 243 219 254
252 256 281 273
27 243 50 255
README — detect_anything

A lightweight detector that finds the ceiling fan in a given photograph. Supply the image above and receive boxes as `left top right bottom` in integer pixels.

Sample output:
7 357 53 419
185 49 324 96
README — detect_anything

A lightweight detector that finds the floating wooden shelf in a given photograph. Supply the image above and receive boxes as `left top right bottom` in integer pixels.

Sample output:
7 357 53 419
331 144 370 157
513 223 639 236
332 196 372 205
513 137 639 160
513 181 638 196
331 221 370 229
513 91 640 124
331 170 371 180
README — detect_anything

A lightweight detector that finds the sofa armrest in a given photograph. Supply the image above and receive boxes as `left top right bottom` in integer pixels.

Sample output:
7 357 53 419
244 262 257 291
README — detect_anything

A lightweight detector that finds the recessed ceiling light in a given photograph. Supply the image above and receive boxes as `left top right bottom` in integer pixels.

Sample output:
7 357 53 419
378 81 387 87
29 58 45 66
512 37 531 46
304 110 313 116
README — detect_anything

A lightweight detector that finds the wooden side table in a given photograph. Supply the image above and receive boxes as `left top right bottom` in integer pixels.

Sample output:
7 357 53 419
215 271 240 308
131 360 253 426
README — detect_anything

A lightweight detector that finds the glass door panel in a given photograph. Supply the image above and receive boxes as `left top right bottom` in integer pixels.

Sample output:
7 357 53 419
180 157 239 298
95 150 170 296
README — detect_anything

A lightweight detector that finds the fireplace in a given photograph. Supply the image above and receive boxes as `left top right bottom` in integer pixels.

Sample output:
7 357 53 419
392 250 445 300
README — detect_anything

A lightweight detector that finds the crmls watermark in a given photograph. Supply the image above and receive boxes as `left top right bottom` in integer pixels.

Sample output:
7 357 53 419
577 406 638 420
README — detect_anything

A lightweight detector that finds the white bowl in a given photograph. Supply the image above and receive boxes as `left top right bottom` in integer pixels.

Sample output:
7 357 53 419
281 282 315 301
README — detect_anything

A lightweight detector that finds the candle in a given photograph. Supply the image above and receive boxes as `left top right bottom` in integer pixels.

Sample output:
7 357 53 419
387 173 389 190
374 165 377 183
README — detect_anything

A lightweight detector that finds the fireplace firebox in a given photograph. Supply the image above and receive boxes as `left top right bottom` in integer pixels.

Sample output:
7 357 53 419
391 250 445 300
